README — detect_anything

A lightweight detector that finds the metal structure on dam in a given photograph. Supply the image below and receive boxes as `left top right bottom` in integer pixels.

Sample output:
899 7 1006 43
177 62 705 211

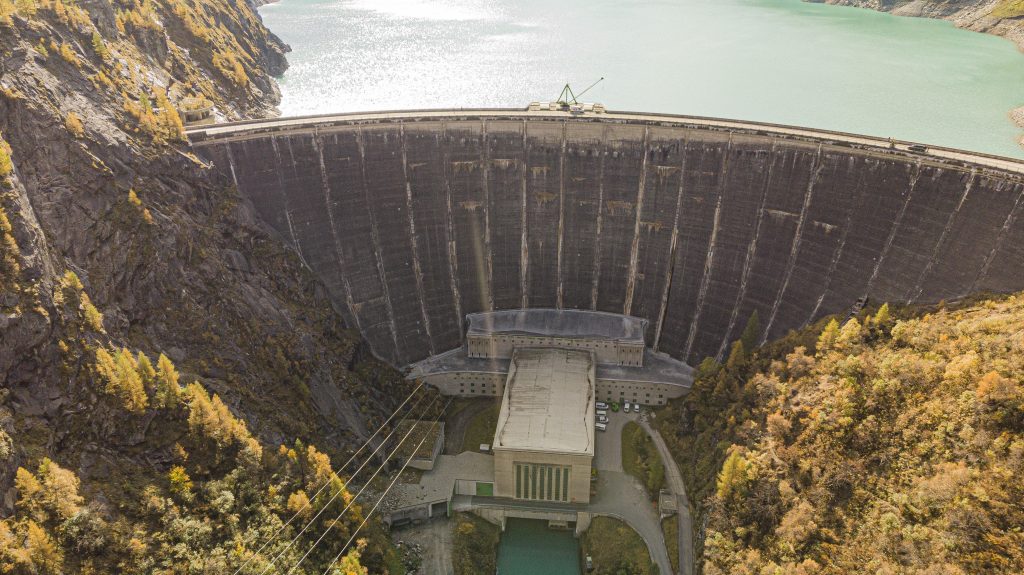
188 110 1024 367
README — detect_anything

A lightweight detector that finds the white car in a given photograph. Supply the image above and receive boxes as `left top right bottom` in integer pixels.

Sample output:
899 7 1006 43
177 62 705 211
597 415 609 423
624 401 632 412
595 401 609 410
595 422 607 432
633 403 641 413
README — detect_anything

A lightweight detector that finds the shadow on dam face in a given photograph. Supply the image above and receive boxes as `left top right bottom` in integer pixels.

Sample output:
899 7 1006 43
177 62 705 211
189 110 1024 367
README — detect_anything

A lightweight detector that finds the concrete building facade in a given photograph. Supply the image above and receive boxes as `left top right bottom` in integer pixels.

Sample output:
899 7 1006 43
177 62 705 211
408 309 693 406
466 310 646 366
492 348 596 504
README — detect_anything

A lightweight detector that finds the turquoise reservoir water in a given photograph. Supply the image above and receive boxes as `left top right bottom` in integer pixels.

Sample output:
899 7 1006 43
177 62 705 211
495 519 580 575
260 0 1024 158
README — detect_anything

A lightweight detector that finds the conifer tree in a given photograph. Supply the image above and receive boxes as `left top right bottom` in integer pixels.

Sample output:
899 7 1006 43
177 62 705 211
740 310 760 354
716 449 750 503
155 353 180 408
817 318 840 354
91 31 109 61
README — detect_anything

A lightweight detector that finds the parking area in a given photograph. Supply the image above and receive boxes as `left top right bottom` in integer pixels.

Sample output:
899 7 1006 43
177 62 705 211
593 404 641 472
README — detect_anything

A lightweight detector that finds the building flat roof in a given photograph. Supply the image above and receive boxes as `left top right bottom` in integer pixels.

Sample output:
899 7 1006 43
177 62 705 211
407 346 694 389
466 309 647 343
493 348 596 455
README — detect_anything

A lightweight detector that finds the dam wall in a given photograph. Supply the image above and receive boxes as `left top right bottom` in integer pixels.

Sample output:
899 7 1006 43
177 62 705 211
188 110 1024 366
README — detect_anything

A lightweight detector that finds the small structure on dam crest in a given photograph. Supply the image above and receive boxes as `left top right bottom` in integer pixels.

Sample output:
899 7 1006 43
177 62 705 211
408 309 694 406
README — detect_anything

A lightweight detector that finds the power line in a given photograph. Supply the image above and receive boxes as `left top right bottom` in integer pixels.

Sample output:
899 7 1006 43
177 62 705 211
318 401 451 575
232 380 426 575
284 396 448 575
260 390 440 572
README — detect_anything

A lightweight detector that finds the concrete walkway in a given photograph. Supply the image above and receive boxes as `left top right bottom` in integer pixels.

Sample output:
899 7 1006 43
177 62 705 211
640 416 694 575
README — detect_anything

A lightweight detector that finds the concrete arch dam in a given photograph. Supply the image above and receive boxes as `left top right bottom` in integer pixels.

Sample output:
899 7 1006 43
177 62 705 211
188 110 1024 367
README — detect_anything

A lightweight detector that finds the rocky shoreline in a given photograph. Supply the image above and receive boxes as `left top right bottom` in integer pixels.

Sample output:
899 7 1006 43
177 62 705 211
808 0 1024 51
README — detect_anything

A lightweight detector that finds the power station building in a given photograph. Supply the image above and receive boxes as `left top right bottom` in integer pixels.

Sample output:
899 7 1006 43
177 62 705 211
492 348 596 504
408 309 693 406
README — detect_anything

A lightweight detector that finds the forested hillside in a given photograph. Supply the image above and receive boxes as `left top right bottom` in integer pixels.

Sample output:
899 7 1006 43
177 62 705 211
658 296 1024 574
0 0 416 572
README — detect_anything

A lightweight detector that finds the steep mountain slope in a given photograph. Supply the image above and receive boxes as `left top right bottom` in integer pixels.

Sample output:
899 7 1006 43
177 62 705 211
0 1 417 573
657 296 1024 574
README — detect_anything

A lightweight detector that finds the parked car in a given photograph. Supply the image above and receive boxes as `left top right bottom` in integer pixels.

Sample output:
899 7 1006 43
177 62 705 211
595 422 607 432
624 401 632 412
908 144 929 153
597 415 609 423
595 401 609 410
610 402 620 412
596 409 608 416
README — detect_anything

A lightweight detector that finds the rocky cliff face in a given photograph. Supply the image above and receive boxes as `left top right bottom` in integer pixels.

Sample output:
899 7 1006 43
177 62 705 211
809 0 1024 51
0 0 409 558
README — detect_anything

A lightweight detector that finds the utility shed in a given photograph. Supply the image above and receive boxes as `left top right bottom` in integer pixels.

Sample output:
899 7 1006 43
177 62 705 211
492 348 596 504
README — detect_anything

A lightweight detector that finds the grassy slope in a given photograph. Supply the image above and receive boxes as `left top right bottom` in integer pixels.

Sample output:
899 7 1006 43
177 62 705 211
452 512 499 575
657 296 1024 574
621 421 666 499
582 516 657 575
463 402 500 453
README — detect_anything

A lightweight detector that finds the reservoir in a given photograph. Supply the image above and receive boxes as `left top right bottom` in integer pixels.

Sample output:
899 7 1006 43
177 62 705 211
259 0 1024 158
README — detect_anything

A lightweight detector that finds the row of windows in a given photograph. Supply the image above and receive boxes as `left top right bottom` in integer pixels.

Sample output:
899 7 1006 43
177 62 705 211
515 463 570 502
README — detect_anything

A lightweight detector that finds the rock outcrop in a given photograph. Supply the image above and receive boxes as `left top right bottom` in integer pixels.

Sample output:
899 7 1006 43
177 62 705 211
0 0 403 546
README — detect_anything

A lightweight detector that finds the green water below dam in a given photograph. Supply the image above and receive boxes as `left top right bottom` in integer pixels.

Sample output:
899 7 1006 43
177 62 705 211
495 519 581 575
260 0 1024 158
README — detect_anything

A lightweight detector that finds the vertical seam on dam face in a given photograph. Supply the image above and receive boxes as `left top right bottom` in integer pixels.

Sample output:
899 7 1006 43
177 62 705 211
225 143 240 190
356 127 401 360
624 126 651 317
590 126 608 310
400 123 436 355
482 120 495 312
654 135 689 351
717 140 777 361
520 119 530 309
684 135 732 360
973 182 1024 292
314 132 361 330
441 120 464 342
808 157 869 324
272 136 311 270
909 169 975 303
865 161 922 298
557 121 567 309
762 143 823 344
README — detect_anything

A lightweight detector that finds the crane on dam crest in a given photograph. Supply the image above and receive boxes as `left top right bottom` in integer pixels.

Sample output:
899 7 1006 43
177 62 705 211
529 77 606 114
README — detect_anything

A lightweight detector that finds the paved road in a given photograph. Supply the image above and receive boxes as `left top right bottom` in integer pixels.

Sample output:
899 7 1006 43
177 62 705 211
592 408 674 575
393 517 454 575
187 108 1024 174
640 417 694 575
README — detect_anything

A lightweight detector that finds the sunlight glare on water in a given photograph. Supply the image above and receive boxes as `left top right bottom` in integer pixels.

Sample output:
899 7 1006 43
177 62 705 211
260 0 1024 158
